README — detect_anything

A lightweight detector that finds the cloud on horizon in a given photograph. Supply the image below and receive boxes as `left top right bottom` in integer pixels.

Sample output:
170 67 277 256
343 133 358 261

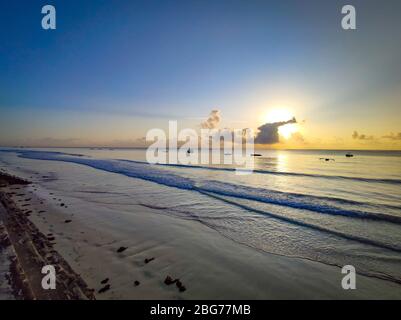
352 131 374 141
255 117 297 144
382 132 401 140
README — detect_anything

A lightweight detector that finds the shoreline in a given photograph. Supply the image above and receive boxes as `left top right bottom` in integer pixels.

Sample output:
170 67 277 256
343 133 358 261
0 155 400 299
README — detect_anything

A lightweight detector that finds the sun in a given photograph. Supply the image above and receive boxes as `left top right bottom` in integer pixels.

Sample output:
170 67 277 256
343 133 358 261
278 123 297 139
263 108 298 139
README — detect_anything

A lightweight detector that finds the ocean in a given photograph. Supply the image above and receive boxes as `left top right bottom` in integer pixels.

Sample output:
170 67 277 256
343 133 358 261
1 147 401 288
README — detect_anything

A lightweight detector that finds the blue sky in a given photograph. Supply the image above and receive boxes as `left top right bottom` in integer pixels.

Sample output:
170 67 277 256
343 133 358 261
1 0 401 148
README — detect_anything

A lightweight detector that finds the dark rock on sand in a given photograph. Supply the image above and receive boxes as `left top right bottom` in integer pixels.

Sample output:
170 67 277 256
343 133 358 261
144 257 155 264
64 220 72 223
175 280 186 292
134 280 140 286
164 275 186 292
60 203 65 207
98 284 111 294
117 246 127 253
100 278 109 284
164 276 176 285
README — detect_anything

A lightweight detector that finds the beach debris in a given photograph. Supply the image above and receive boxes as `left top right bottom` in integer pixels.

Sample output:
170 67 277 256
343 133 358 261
116 246 128 253
134 280 140 286
164 276 186 292
60 203 65 207
164 275 176 285
319 158 335 161
251 153 262 157
100 278 109 284
98 284 110 294
64 220 72 223
144 257 155 264
346 153 354 157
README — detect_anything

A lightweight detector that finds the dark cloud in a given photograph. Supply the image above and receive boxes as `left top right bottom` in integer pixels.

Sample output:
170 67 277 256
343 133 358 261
352 131 374 140
201 110 221 129
382 132 401 140
255 117 297 144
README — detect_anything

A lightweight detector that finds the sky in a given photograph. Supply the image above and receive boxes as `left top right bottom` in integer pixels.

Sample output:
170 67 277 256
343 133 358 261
1 0 401 149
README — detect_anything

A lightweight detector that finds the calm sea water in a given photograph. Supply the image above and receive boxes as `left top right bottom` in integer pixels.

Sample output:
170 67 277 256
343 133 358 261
1 148 401 285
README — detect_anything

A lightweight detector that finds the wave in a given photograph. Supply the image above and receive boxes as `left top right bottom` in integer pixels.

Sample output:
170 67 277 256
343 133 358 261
198 191 401 254
118 159 401 186
195 181 401 224
6 149 400 225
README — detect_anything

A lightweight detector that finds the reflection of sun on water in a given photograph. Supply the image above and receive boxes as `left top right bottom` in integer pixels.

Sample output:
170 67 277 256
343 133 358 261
276 152 288 173
263 108 298 139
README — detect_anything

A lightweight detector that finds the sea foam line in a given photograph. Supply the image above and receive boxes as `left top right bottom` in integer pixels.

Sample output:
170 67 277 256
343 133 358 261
2 149 401 225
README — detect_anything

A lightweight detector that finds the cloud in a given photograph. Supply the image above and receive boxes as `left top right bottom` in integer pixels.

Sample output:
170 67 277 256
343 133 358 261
289 132 306 144
352 131 374 140
255 117 297 144
201 110 221 129
382 132 401 140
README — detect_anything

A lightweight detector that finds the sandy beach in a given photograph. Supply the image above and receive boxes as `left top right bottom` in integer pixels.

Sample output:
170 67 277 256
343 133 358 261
1 151 400 300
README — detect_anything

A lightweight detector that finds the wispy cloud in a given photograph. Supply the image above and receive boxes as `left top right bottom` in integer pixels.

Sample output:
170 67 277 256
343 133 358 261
352 131 374 141
201 110 221 129
382 132 401 140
